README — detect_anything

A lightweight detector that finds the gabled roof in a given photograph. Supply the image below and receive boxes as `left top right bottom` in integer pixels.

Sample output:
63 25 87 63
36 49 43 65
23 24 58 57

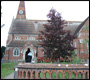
9 19 81 35
73 16 89 36
9 19 45 34
63 23 79 35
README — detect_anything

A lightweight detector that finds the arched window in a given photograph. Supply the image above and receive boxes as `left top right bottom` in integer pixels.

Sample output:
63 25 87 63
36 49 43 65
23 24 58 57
15 36 21 40
27 37 35 41
13 48 20 56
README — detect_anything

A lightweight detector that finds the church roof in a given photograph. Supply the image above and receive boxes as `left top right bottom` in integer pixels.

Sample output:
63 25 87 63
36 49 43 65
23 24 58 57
9 19 45 34
73 16 89 35
9 19 81 35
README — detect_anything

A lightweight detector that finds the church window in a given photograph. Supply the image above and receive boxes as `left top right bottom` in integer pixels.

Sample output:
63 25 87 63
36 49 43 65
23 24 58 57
74 42 77 48
27 37 35 41
81 51 84 54
13 48 20 56
15 36 21 40
74 42 77 54
79 39 83 43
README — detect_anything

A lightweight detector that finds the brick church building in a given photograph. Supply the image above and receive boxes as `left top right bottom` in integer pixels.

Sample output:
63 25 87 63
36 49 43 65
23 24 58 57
4 1 89 62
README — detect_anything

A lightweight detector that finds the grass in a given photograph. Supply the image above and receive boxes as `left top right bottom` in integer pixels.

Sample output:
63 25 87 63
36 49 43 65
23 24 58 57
39 72 81 79
1 62 82 79
1 62 18 79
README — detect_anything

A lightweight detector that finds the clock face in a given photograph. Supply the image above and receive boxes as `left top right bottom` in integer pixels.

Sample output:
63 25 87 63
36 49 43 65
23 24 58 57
19 10 23 14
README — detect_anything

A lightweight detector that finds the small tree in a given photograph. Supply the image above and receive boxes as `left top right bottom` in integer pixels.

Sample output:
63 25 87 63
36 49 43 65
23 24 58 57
40 8 76 63
1 46 6 60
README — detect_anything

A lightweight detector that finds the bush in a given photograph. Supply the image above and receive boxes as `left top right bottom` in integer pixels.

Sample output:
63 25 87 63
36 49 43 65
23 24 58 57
37 57 43 63
1 46 6 60
72 58 81 64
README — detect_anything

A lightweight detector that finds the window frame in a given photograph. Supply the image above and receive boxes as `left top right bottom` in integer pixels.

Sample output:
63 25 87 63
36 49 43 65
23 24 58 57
15 36 21 40
27 37 35 41
13 48 20 56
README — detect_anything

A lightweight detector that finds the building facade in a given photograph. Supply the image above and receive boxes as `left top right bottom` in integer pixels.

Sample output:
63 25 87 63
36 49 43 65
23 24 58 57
4 1 89 62
73 17 89 62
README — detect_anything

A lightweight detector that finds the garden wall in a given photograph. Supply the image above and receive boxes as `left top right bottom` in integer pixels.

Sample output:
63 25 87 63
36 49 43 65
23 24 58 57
14 63 89 79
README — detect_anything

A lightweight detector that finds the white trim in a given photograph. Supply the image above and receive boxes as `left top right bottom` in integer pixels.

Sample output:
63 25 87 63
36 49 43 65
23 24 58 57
74 42 77 48
27 37 35 41
13 48 20 56
15 36 21 40
79 39 83 43
81 51 84 54
23 46 34 61
33 21 38 30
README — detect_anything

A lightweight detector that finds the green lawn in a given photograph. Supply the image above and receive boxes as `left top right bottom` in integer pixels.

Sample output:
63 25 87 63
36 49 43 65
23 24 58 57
1 62 18 79
1 62 82 79
38 72 81 79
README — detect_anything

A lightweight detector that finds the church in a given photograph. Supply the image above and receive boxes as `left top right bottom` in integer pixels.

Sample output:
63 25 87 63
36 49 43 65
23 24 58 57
4 1 89 62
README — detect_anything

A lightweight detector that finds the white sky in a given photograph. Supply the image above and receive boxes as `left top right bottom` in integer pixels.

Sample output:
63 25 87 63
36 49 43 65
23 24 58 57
1 1 89 47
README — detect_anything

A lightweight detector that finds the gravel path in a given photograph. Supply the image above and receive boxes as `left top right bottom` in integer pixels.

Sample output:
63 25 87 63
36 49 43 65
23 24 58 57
4 72 14 79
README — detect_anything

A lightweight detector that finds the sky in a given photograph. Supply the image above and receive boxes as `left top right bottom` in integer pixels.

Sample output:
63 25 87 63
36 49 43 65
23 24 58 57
1 1 89 47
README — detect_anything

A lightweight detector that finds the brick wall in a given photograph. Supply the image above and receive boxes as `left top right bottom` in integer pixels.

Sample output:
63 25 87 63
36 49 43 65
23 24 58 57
38 47 44 57
73 18 89 59
6 34 12 44
14 63 89 79
4 47 23 62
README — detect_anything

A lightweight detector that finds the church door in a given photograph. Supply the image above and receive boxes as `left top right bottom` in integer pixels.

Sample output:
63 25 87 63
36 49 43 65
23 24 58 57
23 47 34 62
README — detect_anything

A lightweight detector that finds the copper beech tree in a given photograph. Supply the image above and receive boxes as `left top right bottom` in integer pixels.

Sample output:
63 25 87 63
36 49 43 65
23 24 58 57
39 8 76 62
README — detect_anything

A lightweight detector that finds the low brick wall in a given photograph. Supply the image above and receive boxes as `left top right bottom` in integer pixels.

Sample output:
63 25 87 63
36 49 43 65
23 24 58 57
14 63 89 79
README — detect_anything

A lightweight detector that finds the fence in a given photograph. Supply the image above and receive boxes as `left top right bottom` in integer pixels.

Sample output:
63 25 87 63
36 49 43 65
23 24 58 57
14 63 89 79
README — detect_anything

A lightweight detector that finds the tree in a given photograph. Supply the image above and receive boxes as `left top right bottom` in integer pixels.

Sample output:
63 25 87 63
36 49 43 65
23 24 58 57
39 8 76 62
1 46 6 61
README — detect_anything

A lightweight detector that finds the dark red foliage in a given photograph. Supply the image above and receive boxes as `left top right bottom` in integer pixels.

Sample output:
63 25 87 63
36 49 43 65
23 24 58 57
39 8 75 60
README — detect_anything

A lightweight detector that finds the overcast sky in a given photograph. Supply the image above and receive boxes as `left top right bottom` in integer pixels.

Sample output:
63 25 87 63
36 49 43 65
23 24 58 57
1 1 89 47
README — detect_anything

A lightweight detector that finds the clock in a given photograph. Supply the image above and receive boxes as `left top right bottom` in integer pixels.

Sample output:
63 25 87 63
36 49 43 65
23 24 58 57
19 10 23 14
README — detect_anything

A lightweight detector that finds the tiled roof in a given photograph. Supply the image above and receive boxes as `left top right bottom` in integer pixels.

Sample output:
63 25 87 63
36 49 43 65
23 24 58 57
9 19 81 35
73 17 89 35
63 24 79 35
8 19 82 47
7 40 41 47
9 19 45 34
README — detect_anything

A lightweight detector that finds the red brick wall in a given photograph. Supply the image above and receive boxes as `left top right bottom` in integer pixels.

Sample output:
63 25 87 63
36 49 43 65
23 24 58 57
73 18 89 59
6 34 12 44
4 47 23 61
16 63 89 79
77 53 89 59
38 47 44 57
13 34 39 41
5 18 89 61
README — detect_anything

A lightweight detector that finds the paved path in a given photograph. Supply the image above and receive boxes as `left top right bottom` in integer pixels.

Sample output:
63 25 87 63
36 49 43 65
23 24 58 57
4 72 14 79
